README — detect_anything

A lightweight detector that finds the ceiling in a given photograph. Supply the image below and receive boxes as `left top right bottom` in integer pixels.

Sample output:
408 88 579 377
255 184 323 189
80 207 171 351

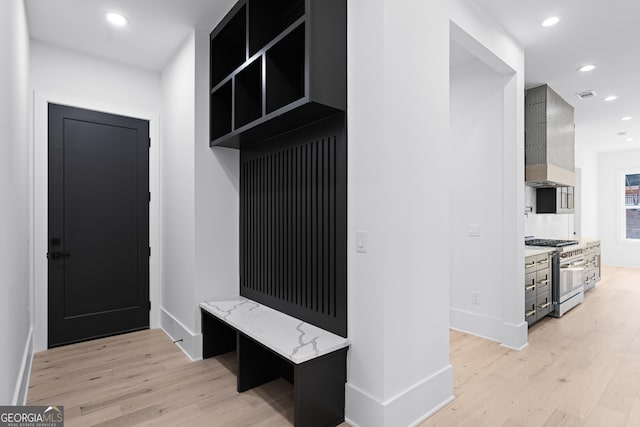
25 0 235 71
473 0 640 154
25 0 639 154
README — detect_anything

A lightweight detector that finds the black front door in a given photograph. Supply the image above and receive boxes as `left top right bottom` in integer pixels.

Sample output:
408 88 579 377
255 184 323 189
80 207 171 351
48 103 150 348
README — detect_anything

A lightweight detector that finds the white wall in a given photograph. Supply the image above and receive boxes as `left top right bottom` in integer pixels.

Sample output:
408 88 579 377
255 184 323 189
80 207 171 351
347 2 453 425
524 185 575 238
0 0 31 405
449 54 520 344
576 147 599 238
448 0 526 351
346 0 525 424
525 137 601 242
30 41 162 352
598 149 640 267
193 29 239 321
159 33 198 352
159 29 238 360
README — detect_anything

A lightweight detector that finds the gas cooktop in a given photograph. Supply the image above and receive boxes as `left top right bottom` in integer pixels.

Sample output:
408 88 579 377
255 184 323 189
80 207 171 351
525 238 579 248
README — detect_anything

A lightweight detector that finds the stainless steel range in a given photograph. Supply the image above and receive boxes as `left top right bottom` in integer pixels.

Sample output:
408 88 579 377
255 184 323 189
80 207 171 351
525 238 589 317
525 238 578 248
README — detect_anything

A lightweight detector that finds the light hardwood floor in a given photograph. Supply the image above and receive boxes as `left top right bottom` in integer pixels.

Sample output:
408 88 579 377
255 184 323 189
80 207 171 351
421 265 640 427
29 266 640 426
28 328 305 426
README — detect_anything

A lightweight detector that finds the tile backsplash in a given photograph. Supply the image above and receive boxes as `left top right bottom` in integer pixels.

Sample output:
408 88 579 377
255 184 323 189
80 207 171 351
524 185 575 239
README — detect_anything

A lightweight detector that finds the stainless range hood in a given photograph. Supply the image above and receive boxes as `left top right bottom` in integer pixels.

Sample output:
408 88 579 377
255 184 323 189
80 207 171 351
525 84 575 187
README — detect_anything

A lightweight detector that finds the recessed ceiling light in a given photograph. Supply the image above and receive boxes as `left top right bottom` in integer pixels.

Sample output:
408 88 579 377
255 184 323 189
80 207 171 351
627 138 634 142
577 64 596 72
106 12 128 27
542 16 560 27
622 116 633 121
618 131 628 136
604 95 618 102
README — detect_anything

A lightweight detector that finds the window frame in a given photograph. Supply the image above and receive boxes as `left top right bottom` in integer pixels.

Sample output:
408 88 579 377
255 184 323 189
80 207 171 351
621 168 640 242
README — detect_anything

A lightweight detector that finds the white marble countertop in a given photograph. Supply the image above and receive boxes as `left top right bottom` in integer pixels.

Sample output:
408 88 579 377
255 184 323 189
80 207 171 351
578 238 600 245
200 298 349 364
525 248 555 257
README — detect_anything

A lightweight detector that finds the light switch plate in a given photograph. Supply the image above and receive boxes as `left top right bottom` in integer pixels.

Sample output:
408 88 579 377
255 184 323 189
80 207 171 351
356 231 367 253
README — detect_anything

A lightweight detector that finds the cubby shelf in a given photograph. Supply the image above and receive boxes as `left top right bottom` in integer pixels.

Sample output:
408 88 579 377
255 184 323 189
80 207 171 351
210 3 247 89
209 0 346 149
235 57 262 129
248 0 304 57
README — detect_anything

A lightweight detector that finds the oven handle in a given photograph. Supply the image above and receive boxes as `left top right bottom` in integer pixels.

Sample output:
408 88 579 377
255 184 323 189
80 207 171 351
560 257 586 269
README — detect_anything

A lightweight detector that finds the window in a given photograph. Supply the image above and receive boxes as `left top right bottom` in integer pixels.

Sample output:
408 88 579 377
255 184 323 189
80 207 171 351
624 172 640 239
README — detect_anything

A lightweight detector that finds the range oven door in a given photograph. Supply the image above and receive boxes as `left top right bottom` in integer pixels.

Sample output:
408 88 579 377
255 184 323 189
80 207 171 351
559 258 586 303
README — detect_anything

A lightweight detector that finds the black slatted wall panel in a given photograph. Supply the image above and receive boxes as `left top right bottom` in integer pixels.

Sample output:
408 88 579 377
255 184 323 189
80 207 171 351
240 114 346 337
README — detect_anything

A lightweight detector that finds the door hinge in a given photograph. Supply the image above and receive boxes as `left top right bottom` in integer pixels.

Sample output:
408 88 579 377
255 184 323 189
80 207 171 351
148 137 151 148
148 247 151 257
148 301 151 311
148 191 151 203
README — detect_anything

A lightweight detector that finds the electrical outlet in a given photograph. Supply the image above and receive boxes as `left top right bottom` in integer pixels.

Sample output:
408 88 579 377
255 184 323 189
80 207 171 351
472 291 480 305
467 224 480 237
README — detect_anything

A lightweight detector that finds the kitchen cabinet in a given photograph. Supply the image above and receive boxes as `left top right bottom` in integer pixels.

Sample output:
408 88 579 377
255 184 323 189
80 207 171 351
209 0 346 149
583 241 601 292
536 186 575 214
525 252 552 326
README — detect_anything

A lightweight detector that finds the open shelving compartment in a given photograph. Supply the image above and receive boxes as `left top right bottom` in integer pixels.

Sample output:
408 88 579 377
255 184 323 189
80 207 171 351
211 80 232 141
234 57 263 129
209 0 346 149
265 23 305 114
248 0 305 57
210 2 247 88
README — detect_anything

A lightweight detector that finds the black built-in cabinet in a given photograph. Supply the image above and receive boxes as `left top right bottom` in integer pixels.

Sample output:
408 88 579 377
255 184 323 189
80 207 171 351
210 0 346 149
210 0 347 337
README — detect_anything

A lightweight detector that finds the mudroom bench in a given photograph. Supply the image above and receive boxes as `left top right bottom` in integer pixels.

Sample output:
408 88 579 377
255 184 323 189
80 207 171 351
200 298 350 427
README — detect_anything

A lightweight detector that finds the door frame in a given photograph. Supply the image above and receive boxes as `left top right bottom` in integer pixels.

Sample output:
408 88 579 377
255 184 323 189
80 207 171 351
33 90 161 352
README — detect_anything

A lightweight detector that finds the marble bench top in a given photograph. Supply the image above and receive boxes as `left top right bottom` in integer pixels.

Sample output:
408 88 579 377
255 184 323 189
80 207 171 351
200 297 349 364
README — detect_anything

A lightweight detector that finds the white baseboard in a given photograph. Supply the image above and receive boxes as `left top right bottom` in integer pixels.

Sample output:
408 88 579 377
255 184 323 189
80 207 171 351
450 308 528 350
160 308 202 361
450 307 502 342
499 320 528 350
345 364 454 427
345 383 384 426
13 327 34 405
